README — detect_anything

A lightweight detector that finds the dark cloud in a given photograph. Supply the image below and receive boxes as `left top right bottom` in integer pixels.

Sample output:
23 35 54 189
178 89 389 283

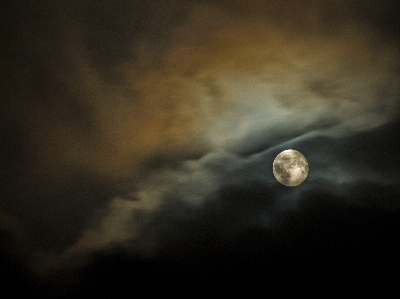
1 0 400 296
31 178 400 296
337 118 400 175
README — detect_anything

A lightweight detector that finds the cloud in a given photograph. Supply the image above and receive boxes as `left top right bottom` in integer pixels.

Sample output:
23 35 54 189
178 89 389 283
128 0 400 153
1 0 400 276
4 0 399 183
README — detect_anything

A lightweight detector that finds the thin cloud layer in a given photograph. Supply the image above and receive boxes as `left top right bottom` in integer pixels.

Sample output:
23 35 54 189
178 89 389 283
1 0 399 280
57 0 400 258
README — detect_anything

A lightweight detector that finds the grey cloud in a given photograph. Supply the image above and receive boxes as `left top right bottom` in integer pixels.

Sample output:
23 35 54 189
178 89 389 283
59 115 400 263
1 0 400 282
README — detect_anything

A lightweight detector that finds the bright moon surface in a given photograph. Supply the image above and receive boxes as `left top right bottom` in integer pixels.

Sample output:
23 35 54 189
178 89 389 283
273 149 309 186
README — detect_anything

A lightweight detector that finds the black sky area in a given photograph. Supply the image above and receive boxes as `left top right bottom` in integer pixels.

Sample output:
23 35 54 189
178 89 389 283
1 0 400 297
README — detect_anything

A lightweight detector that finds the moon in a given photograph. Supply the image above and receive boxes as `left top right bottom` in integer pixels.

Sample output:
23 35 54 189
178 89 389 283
273 149 309 186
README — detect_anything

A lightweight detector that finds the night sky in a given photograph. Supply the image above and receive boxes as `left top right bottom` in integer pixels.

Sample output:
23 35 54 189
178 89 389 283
1 0 400 297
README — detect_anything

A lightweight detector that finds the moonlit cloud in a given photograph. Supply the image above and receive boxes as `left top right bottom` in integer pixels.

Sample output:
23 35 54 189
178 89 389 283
1 0 400 281
127 1 399 155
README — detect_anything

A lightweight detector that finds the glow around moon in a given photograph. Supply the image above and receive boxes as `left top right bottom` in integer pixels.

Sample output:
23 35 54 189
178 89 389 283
273 149 309 187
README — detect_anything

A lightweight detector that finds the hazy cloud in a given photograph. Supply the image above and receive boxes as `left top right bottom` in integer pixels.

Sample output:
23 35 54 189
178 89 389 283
1 0 399 277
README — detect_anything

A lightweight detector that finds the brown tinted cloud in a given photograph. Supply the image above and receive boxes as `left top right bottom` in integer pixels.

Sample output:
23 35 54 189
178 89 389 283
1 0 399 273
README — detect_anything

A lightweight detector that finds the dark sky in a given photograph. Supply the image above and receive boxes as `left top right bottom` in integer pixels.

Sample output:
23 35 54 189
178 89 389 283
1 0 400 297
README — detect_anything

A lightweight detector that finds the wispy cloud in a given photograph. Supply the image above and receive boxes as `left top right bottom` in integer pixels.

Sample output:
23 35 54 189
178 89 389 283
1 0 399 275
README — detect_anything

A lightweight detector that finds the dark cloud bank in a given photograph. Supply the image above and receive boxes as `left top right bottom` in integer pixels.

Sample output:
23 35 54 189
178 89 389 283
1 0 400 297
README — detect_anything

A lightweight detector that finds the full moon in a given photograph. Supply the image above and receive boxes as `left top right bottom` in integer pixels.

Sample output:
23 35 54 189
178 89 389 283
273 149 309 187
